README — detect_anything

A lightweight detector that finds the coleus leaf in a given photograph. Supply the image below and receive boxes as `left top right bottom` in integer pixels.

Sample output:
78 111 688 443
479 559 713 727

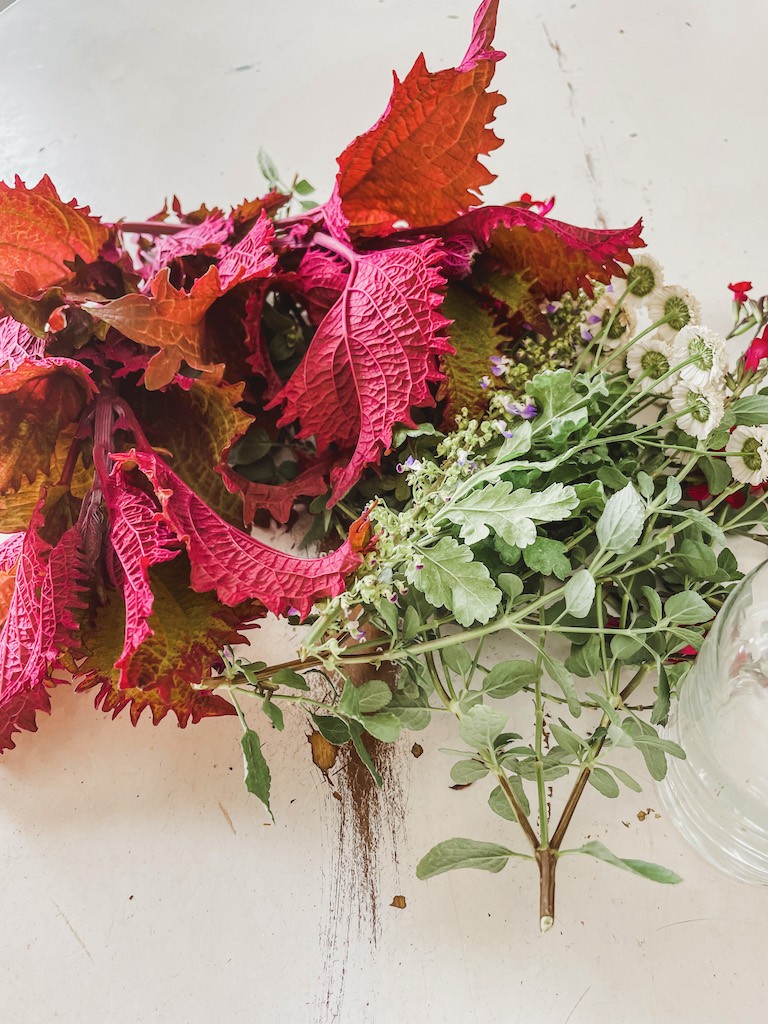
128 379 253 524
0 175 110 288
142 214 232 274
220 458 333 526
439 205 644 298
272 238 451 503
0 357 96 492
242 288 283 399
0 533 24 626
289 248 349 326
332 0 505 236
99 472 180 687
0 492 86 752
91 214 276 390
0 316 44 370
113 448 362 618
437 285 506 425
76 557 258 727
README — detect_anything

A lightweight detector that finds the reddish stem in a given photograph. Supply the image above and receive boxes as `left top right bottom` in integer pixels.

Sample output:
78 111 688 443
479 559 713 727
119 221 187 236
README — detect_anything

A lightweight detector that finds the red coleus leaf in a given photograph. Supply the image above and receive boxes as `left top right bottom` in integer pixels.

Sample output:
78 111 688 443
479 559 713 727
142 214 232 274
91 214 276 390
0 316 44 370
0 493 86 751
271 237 451 503
113 448 361 618
0 175 110 289
333 0 505 237
438 205 644 298
0 356 96 491
220 458 334 526
289 248 350 326
99 472 180 687
242 288 283 399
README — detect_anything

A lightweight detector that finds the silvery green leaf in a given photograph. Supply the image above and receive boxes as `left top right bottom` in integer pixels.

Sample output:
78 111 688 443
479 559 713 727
587 766 620 797
596 483 646 553
458 705 508 751
637 471 654 499
665 476 682 505
488 784 517 821
564 569 596 619
441 645 472 677
665 591 712 624
450 759 490 784
444 481 579 549
356 679 393 714
406 537 501 627
362 712 401 743
241 728 273 821
495 421 532 462
544 658 581 717
497 573 524 601
482 659 540 698
416 838 514 879
572 840 682 884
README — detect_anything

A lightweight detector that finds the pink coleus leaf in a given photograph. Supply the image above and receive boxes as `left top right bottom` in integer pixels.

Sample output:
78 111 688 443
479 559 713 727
331 0 505 237
142 215 233 276
437 205 645 297
290 248 350 325
242 288 282 400
0 316 45 370
0 494 86 752
220 458 334 526
113 448 361 618
100 471 180 688
270 236 451 504
216 212 277 290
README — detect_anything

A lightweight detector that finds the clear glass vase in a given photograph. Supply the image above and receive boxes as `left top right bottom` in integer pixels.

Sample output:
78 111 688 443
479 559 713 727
658 559 768 883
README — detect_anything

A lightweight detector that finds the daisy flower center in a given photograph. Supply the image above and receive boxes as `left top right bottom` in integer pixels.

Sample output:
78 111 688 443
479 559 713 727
687 391 712 423
740 437 764 472
640 349 670 380
664 295 692 331
627 264 655 297
602 308 627 340
688 335 714 371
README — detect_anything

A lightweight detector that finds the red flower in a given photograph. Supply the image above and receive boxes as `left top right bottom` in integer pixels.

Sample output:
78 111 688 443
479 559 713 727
725 489 748 509
686 481 711 502
729 281 752 304
744 329 768 372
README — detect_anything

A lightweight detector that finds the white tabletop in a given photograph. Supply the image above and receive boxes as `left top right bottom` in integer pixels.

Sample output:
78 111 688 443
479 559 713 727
1 2 767 1022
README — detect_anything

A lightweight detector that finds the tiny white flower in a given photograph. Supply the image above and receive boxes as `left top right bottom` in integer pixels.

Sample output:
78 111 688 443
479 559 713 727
671 325 728 387
670 380 725 441
589 294 638 348
648 285 701 343
620 253 665 305
626 336 676 392
726 425 768 486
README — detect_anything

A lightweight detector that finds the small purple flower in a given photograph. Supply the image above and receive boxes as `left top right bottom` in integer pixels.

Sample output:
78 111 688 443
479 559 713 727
606 282 614 293
479 375 491 390
587 314 602 324
490 354 511 377
581 327 593 342
502 398 538 420
396 455 421 474
287 606 301 618
414 563 424 571
492 419 515 438
389 593 399 603
355 629 367 641
546 302 558 314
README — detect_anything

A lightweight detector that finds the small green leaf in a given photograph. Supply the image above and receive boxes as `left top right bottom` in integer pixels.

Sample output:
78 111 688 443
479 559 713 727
488 784 517 821
641 585 663 623
565 635 602 678
596 483 646 553
497 573 524 600
441 645 472 677
312 714 350 746
261 697 284 731
271 668 309 691
549 722 586 756
348 720 382 785
241 728 273 820
402 605 421 640
729 394 768 426
609 765 643 793
665 476 682 505
445 481 579 549
637 471 654 499
293 178 315 196
458 705 508 750
482 659 540 698
564 569 596 619
407 537 501 627
416 838 514 879
522 537 571 580
362 712 401 743
587 766 620 797
545 658 582 718
356 680 393 714
665 591 712 624
450 759 490 784
570 840 682 884
376 597 399 634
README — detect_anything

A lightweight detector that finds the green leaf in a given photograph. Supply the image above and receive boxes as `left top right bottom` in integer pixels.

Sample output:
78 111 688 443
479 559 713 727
587 766 620 797
676 539 718 580
544 658 582 718
441 645 472 677
376 597 399 634
665 476 682 505
522 537 571 580
641 585 663 623
261 698 284 731
402 605 421 641
497 573 524 600
610 633 643 661
348 720 382 785
241 728 273 820
458 705 508 751
700 455 732 495
637 471 655 499
609 765 643 793
293 178 315 196
444 481 579 549
271 668 309 691
729 394 768 426
565 635 602 678
549 722 586 756
665 591 712 624
564 569 596 619
596 483 646 553
668 508 726 546
450 759 490 784
257 147 281 186
362 712 401 743
495 421 533 462
482 659 540 698
416 838 514 879
488 784 517 821
390 704 431 731
571 840 682 884
312 714 350 746
407 537 501 627
494 537 521 566
356 680 393 714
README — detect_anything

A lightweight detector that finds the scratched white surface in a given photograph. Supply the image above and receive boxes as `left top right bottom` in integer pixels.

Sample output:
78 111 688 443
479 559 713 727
1 2 767 1022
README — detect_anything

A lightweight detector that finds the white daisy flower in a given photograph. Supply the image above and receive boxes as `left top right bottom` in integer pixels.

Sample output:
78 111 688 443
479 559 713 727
620 254 665 305
648 285 701 343
587 294 638 348
626 336 676 392
726 426 768 486
670 380 726 441
671 325 729 388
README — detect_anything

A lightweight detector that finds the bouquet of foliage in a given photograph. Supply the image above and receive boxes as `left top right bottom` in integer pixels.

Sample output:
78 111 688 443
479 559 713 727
1 0 767 926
